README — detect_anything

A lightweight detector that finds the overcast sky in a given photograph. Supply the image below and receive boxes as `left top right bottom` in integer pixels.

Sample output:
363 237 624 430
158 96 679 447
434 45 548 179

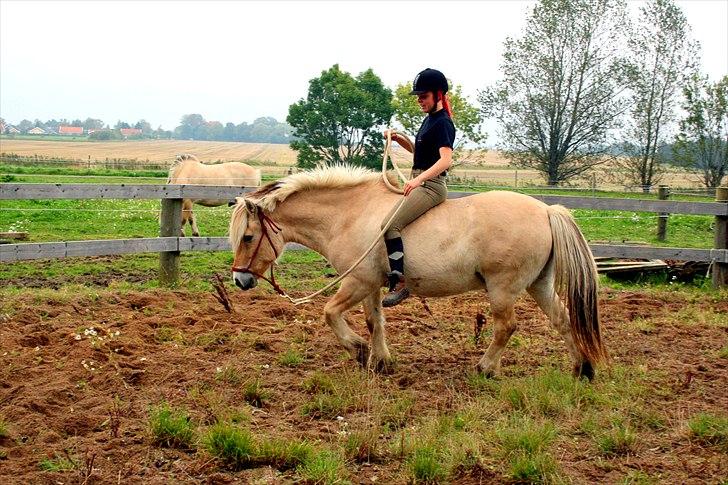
1 0 726 132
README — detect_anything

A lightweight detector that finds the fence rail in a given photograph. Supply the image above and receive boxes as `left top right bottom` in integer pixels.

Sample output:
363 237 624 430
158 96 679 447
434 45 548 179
1 183 727 287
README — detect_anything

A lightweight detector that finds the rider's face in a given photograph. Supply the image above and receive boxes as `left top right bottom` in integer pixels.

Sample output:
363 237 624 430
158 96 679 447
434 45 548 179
417 92 435 112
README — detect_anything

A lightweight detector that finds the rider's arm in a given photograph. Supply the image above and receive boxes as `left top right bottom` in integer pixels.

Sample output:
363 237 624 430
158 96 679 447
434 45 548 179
414 147 453 181
392 133 415 154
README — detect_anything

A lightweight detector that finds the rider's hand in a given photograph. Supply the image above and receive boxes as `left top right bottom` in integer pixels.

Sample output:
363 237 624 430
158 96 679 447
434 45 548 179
403 176 424 196
383 129 399 143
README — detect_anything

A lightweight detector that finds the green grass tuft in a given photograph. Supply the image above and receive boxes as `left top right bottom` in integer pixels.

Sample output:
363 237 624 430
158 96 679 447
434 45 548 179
296 449 349 484
203 422 256 469
688 413 728 449
256 437 315 470
38 454 77 472
507 450 557 484
344 427 382 463
408 444 448 484
278 348 305 367
242 379 270 408
596 421 637 456
148 402 196 449
0 417 8 439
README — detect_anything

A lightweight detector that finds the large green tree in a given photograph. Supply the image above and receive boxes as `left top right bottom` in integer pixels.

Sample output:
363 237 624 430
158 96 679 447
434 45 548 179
673 74 728 188
620 0 696 192
392 83 486 164
479 0 630 185
287 64 393 169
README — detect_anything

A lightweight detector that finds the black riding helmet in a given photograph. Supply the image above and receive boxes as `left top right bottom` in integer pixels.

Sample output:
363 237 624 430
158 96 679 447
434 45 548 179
409 68 449 95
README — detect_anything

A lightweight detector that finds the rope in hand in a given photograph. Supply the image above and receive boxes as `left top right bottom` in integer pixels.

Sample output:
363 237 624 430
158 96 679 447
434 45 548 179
275 130 410 305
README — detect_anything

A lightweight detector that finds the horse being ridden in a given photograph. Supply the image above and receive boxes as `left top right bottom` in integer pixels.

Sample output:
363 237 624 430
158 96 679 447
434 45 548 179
228 165 607 379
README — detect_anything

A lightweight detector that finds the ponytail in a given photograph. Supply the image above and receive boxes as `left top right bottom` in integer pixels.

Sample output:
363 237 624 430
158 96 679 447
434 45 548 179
437 90 453 118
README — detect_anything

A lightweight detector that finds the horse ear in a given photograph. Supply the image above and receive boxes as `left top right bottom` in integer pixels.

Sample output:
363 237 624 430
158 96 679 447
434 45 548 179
244 198 258 214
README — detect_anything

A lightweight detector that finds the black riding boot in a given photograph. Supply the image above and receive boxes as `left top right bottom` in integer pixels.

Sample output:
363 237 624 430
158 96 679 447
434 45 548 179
383 237 410 307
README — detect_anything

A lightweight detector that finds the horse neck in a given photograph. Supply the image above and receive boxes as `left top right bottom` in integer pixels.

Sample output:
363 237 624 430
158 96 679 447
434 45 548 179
270 183 393 258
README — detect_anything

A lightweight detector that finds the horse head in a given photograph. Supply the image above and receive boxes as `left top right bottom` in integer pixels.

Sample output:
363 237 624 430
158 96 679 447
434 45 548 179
229 197 284 290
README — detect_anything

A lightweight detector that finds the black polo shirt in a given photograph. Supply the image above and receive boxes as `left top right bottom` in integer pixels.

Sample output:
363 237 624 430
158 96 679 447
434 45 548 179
413 109 455 176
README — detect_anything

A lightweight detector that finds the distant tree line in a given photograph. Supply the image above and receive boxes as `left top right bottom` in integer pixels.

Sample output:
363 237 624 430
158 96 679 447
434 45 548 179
1 115 295 145
173 115 294 143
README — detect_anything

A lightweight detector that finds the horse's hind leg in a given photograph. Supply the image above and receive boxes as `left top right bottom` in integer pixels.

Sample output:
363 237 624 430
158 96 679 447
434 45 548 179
324 277 374 367
527 269 592 379
180 199 193 236
190 209 200 237
478 284 518 377
362 291 392 372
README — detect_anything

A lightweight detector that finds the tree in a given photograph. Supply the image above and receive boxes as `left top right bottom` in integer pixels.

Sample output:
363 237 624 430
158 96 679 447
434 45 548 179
673 74 728 188
174 114 206 140
392 83 487 164
83 118 105 130
287 64 394 169
114 120 131 130
17 119 33 132
134 119 153 134
619 0 696 192
479 0 630 185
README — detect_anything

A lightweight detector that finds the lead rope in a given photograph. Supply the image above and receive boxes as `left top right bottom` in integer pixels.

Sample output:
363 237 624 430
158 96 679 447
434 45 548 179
278 130 410 305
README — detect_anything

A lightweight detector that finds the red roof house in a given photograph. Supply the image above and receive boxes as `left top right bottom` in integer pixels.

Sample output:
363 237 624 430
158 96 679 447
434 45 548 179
59 126 84 135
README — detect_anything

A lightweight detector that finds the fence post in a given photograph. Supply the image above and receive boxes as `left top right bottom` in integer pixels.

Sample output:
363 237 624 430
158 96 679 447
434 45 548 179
657 185 670 242
159 198 182 286
713 186 728 288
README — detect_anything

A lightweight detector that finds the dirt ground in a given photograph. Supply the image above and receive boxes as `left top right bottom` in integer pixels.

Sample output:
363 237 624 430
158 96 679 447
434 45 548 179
0 286 726 484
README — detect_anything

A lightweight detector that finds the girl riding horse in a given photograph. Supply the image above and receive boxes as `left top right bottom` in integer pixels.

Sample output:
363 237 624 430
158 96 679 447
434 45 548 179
382 68 455 307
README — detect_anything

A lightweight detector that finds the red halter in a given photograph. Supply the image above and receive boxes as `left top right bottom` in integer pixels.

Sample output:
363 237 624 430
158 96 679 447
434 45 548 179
230 210 286 295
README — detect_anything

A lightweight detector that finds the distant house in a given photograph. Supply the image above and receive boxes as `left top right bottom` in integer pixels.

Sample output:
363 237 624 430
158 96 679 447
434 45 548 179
87 128 103 135
27 127 46 135
6 125 20 134
0 122 5 134
120 128 142 138
59 126 84 135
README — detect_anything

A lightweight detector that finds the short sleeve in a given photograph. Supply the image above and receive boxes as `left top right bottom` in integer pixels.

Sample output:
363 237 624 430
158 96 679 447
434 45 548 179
432 119 455 150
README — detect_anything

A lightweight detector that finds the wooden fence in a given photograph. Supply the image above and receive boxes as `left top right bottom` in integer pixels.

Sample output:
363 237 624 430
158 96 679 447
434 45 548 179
1 183 727 288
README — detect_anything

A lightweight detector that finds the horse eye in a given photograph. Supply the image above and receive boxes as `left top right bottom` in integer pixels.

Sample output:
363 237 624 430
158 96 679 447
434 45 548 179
243 235 254 243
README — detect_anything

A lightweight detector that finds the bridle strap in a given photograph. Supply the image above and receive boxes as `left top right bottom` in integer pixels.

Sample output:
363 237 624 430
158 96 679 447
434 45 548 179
231 210 287 296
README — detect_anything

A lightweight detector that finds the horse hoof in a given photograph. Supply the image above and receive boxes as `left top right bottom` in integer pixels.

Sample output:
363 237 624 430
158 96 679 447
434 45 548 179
477 363 499 378
369 357 395 374
573 361 595 381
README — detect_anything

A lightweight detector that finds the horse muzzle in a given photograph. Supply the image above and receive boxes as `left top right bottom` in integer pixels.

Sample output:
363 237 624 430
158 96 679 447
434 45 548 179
233 271 258 290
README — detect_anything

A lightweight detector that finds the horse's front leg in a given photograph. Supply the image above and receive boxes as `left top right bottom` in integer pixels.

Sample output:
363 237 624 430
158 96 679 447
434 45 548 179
323 277 373 367
362 291 393 373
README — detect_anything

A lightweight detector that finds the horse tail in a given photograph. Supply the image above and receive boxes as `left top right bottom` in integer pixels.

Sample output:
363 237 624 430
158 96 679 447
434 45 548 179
547 204 608 366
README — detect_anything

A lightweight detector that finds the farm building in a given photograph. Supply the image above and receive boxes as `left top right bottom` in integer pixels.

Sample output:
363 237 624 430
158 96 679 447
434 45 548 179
58 125 84 135
27 127 46 135
120 127 143 138
4 125 20 134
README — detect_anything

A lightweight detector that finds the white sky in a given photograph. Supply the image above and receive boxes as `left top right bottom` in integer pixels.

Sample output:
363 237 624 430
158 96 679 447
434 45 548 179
1 0 726 133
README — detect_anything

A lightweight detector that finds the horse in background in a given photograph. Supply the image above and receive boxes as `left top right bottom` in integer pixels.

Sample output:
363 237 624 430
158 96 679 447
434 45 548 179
167 154 261 236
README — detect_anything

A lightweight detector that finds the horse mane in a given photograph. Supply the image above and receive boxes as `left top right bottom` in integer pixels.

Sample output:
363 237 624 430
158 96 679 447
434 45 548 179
247 164 398 212
167 154 200 183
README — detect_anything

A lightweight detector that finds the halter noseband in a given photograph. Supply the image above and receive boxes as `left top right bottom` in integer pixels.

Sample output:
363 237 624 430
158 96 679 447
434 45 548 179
231 209 286 295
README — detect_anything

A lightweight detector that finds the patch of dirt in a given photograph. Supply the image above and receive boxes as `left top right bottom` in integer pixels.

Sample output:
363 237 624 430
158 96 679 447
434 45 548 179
0 287 726 483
